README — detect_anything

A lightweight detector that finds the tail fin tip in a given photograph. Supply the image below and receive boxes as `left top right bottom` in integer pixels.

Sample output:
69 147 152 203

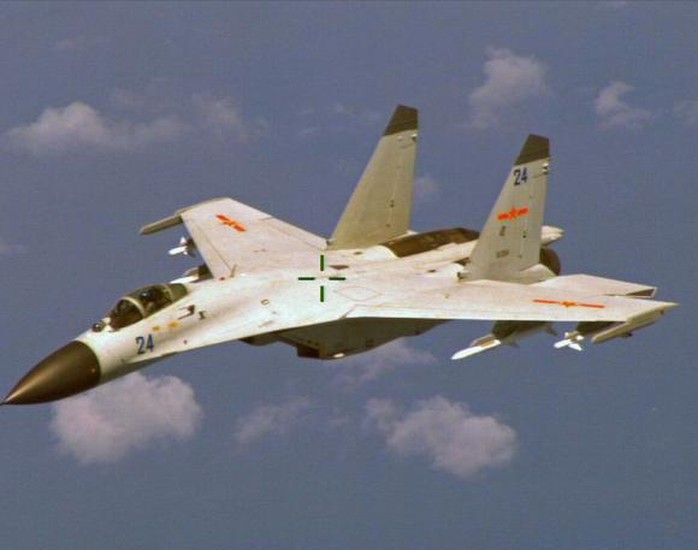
384 105 418 136
515 134 549 165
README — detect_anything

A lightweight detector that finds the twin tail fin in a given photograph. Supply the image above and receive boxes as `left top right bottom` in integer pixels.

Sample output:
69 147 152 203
328 105 418 250
467 135 550 280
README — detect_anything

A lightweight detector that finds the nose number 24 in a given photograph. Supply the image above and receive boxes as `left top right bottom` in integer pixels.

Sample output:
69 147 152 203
135 334 155 354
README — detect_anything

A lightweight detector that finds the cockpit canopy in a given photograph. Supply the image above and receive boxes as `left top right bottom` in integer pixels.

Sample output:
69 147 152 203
108 283 188 330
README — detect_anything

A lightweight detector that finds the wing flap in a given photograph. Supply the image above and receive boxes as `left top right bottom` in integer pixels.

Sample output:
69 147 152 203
534 274 656 297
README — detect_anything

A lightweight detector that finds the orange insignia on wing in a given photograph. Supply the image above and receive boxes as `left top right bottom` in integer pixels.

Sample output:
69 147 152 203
216 214 247 232
533 299 606 309
497 207 530 221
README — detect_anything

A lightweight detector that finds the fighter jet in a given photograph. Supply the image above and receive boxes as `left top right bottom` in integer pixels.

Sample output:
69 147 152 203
3 105 677 405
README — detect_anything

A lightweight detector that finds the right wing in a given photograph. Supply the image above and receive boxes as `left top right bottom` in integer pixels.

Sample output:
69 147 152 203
141 197 325 278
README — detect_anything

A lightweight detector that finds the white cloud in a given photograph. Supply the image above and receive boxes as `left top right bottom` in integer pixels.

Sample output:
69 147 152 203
50 373 203 465
673 100 698 126
414 174 440 203
332 339 436 389
594 81 655 129
194 94 244 136
192 94 266 141
5 102 184 155
234 396 312 447
296 103 381 139
365 396 517 479
468 48 549 129
332 103 382 124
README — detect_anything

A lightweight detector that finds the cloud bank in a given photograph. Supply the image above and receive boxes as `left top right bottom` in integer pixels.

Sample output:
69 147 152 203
5 93 261 156
594 81 654 129
468 48 549 129
365 396 517 479
50 373 203 464
234 396 312 447
5 102 184 155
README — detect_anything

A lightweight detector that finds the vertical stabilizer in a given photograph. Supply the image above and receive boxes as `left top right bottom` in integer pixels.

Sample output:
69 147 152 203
328 105 418 250
468 135 550 279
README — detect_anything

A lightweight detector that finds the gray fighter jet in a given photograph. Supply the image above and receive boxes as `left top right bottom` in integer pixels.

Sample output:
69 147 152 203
4 106 677 405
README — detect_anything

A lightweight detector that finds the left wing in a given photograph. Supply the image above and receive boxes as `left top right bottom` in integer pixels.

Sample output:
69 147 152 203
142 197 325 278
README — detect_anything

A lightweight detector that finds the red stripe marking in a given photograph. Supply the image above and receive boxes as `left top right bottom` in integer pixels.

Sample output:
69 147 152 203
534 299 606 309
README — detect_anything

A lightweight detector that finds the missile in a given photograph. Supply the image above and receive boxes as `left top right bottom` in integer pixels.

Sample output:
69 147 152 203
553 331 587 351
452 321 554 360
451 335 503 360
554 304 677 351
168 236 196 257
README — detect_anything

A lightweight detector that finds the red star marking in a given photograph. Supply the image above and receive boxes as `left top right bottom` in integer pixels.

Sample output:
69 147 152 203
497 207 530 221
216 214 247 232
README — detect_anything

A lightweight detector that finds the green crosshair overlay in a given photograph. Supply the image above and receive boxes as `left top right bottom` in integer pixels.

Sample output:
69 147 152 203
297 254 346 302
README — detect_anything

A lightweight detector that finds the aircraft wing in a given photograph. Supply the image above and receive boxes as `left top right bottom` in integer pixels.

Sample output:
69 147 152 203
142 197 325 278
346 277 677 323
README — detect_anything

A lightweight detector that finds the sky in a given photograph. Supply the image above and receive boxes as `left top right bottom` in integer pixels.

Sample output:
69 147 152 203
1 2 697 549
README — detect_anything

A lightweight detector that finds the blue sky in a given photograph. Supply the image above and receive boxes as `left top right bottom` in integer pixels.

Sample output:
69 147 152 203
1 3 696 549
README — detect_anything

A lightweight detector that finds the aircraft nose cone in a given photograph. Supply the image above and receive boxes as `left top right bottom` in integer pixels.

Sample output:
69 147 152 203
3 341 101 405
